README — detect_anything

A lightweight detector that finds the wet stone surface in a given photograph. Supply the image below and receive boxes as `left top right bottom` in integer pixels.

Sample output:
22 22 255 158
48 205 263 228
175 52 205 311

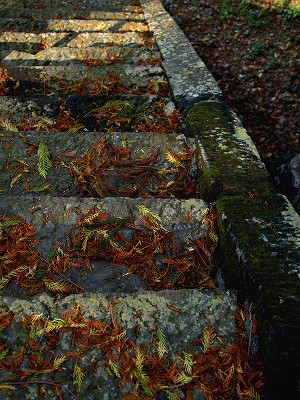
0 94 179 132
0 289 237 399
0 131 196 197
0 195 207 297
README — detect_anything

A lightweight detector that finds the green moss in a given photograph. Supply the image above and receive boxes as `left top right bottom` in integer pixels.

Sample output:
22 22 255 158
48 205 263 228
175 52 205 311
215 194 300 393
186 102 274 200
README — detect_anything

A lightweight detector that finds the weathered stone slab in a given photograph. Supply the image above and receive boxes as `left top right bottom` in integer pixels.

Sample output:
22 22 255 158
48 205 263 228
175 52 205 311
0 31 148 51
0 289 237 399
0 94 178 132
140 0 221 108
0 195 207 297
0 131 196 197
0 32 68 54
0 196 206 251
0 18 148 33
216 193 300 396
1 45 157 67
0 10 144 21
186 101 274 200
3 64 166 95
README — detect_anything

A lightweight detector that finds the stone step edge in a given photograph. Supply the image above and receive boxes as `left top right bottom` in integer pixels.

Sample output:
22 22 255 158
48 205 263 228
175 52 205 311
140 1 300 395
0 289 238 398
140 0 221 109
185 102 300 398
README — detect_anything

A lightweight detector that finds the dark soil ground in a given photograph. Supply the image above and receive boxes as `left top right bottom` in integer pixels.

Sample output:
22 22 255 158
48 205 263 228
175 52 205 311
165 0 299 177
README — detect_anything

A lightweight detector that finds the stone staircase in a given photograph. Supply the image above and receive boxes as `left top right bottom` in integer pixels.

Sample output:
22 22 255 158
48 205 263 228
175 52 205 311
0 0 299 399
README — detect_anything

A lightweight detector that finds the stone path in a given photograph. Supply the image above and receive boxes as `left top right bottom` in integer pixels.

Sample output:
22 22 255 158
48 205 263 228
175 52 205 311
0 0 299 399
0 1 238 398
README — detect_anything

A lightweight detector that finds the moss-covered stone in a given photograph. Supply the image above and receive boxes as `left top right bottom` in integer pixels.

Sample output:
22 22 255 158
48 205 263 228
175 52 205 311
186 101 275 201
216 193 300 397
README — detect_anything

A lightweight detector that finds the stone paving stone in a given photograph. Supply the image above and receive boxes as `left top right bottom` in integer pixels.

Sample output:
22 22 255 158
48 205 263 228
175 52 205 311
3 64 166 94
0 18 148 33
0 94 177 131
1 45 158 67
0 0 141 15
0 10 144 21
141 0 221 108
0 195 207 296
0 131 196 197
0 289 237 399
0 31 148 51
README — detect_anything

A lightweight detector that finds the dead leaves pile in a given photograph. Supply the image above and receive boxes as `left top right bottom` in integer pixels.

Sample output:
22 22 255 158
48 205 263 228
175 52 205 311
0 305 264 399
0 206 217 296
67 137 196 198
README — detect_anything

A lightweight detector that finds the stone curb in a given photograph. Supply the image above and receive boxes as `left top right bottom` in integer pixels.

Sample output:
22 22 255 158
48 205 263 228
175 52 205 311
143 1 300 397
140 0 221 108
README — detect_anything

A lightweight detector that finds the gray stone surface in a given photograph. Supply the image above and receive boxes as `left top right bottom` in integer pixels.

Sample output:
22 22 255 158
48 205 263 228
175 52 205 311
1 45 157 67
140 0 221 108
0 31 148 50
3 64 166 94
0 289 237 399
0 196 207 252
186 101 273 200
0 131 196 197
0 18 148 33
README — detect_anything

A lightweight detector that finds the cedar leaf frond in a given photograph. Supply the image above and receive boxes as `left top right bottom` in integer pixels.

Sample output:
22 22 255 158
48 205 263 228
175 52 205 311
0 119 18 132
37 143 52 179
183 352 193 375
43 318 70 332
174 371 194 385
109 359 121 378
166 391 180 400
0 384 15 391
164 150 183 167
0 347 9 361
156 327 168 359
81 229 95 252
53 355 68 370
44 280 81 294
73 364 85 391
136 205 161 222
202 326 217 352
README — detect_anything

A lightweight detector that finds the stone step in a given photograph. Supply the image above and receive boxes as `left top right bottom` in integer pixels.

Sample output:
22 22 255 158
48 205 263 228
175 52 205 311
0 131 197 198
0 10 144 21
1 44 157 67
2 64 166 96
0 289 237 399
0 0 141 14
0 31 150 54
0 195 210 298
0 18 149 34
0 94 180 132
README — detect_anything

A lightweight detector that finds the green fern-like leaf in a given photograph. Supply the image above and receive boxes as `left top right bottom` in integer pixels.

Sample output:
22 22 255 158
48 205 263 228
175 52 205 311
53 355 68 370
156 327 168 359
166 391 180 400
81 229 95 252
136 205 161 222
0 384 15 391
44 280 81 295
0 347 9 361
73 363 85 391
43 318 70 332
1 219 20 228
37 143 52 179
183 352 193 375
109 359 121 378
174 371 194 385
